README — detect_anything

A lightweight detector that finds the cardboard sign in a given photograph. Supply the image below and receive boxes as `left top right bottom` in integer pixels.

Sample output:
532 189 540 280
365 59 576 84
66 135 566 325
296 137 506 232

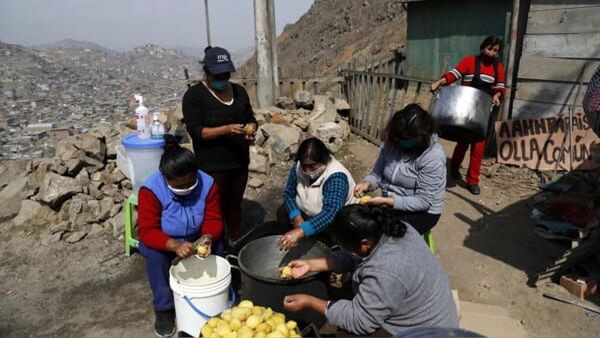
494 113 600 171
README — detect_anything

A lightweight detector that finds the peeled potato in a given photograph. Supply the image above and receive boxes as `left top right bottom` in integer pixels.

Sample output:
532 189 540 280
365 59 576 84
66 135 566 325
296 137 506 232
286 321 297 330
275 323 289 336
256 322 271 334
360 195 372 203
230 318 242 331
280 266 292 279
223 332 237 338
201 300 301 337
251 306 266 315
272 313 285 325
220 309 233 322
197 245 208 255
266 331 286 338
207 317 220 328
238 331 253 338
245 314 262 329
200 325 213 337
244 124 256 135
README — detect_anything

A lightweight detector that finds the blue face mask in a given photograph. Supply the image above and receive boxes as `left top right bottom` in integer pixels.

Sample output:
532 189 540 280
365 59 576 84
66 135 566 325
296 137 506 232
210 80 229 91
399 139 418 149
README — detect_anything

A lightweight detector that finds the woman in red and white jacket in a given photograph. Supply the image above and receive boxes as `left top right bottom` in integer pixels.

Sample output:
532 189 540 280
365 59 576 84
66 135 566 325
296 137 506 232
430 35 506 195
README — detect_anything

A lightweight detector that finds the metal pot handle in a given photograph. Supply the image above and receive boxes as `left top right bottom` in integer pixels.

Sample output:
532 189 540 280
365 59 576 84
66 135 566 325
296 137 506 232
226 254 239 268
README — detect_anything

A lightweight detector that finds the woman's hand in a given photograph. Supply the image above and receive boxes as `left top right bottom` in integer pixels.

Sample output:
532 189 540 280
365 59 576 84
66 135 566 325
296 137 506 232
354 181 371 197
292 215 304 228
288 260 311 279
172 241 195 259
492 93 501 106
364 196 395 207
223 124 245 136
278 228 305 251
430 78 447 92
283 294 318 312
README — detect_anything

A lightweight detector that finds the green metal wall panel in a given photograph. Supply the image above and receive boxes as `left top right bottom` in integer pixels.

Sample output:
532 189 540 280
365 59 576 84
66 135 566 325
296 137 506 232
406 0 511 80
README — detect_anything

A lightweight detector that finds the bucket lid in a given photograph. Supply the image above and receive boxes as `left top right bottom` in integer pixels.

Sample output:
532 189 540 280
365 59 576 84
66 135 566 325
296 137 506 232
170 255 231 286
121 133 165 149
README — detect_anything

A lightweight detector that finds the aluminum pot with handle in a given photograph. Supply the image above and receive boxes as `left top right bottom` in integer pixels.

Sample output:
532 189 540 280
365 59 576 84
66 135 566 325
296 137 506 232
227 235 331 328
430 85 494 143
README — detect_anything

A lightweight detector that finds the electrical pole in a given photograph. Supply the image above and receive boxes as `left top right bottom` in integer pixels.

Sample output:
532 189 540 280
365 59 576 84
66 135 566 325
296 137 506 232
254 0 278 108
204 0 211 46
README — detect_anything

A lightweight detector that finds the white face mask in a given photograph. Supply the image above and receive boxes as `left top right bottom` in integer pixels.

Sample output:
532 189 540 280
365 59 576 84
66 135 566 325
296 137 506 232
168 179 198 197
305 165 326 181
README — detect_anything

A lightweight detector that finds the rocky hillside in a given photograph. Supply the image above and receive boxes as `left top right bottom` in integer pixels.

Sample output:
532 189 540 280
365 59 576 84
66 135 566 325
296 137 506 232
241 0 406 78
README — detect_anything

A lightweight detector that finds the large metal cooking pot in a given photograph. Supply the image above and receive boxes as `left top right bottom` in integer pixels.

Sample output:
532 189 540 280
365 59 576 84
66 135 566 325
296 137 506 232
431 85 494 143
227 235 331 328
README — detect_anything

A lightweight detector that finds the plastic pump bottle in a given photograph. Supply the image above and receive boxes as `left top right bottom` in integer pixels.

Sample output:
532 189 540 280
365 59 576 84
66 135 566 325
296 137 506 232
150 112 166 139
132 94 150 139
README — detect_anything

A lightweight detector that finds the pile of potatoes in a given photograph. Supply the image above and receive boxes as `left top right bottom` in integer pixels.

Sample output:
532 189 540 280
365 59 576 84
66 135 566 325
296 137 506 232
200 300 301 338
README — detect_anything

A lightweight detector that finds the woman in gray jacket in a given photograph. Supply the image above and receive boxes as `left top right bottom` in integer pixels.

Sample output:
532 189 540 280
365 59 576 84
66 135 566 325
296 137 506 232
283 204 458 336
354 104 446 234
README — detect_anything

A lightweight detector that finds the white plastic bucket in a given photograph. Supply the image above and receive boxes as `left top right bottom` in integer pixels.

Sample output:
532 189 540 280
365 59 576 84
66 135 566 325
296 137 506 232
169 255 234 337
121 134 164 192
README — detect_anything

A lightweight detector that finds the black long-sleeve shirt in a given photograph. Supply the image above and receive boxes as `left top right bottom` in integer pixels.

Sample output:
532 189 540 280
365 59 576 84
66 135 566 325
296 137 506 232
182 82 257 172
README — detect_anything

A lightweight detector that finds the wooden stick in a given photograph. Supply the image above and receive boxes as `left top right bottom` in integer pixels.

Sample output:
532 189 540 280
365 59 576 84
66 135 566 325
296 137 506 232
543 292 600 315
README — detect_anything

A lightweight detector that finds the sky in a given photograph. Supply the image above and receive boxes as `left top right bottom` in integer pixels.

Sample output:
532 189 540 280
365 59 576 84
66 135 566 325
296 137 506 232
0 0 314 52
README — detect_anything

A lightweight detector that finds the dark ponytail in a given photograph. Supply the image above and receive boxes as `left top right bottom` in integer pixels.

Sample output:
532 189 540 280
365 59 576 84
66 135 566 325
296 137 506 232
331 204 407 250
159 135 198 180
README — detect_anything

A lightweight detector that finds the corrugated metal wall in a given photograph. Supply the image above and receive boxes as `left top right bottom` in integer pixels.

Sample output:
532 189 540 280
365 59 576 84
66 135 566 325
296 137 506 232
405 0 511 80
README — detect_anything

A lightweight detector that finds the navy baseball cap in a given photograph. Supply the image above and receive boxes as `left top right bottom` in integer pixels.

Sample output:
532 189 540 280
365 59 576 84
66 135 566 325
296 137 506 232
202 46 236 74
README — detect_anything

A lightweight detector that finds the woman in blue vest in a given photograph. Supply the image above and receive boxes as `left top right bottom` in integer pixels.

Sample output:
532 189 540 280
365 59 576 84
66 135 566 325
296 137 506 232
137 136 224 337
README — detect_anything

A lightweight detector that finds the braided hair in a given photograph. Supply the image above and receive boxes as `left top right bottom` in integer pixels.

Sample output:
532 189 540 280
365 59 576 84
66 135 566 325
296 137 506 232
159 135 198 180
331 204 407 251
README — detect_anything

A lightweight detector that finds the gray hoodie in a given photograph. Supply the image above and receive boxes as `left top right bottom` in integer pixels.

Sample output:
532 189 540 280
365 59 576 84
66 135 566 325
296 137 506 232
364 135 446 214
326 226 459 335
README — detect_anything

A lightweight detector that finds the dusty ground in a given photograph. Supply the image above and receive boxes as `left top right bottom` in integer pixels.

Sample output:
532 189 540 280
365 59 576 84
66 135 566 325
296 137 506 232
1 135 599 337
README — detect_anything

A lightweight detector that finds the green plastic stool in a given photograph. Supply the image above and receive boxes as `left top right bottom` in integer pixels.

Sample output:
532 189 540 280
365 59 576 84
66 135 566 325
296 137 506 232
124 193 138 256
424 230 435 254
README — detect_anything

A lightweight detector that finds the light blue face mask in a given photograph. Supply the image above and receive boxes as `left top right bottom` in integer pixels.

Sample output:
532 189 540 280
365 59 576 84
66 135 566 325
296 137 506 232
210 80 229 91
399 139 418 149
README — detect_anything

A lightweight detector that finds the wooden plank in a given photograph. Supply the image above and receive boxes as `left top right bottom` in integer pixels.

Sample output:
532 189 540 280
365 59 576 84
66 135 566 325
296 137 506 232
527 6 600 34
514 81 588 105
529 0 600 11
522 32 600 58
511 99 584 119
518 56 600 82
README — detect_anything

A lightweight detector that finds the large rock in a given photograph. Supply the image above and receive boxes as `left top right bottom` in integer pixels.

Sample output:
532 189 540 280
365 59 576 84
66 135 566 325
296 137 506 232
56 133 106 172
338 118 351 139
334 98 351 112
249 146 271 174
294 90 314 110
36 172 82 209
275 96 296 110
13 200 56 227
308 95 339 133
315 122 344 152
0 176 27 221
261 123 301 161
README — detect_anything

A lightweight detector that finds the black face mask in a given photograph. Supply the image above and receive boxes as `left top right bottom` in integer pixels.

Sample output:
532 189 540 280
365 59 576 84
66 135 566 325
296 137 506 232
481 53 496 63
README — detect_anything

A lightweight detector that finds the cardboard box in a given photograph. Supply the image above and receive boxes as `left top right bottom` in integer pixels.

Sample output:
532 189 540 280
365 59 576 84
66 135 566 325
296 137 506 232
560 275 598 299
